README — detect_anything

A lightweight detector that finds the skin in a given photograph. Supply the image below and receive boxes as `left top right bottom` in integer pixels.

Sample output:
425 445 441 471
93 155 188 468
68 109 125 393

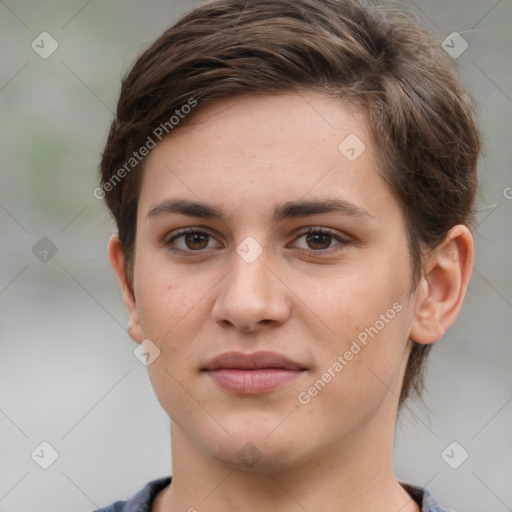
109 93 473 512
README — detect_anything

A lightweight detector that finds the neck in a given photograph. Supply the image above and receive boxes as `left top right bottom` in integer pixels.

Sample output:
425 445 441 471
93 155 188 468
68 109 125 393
153 402 419 512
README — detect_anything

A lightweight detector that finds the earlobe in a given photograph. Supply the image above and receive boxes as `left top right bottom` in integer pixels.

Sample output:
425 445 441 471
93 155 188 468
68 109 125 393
107 234 144 344
409 225 474 345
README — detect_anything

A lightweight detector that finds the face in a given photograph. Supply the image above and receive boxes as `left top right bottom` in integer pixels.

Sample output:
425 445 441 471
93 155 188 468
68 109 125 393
118 93 423 471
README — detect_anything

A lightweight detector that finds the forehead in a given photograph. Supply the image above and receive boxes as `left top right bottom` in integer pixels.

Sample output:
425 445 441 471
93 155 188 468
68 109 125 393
137 93 395 224
148 92 371 168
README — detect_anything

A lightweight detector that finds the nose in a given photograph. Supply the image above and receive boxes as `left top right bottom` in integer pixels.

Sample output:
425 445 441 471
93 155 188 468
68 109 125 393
211 248 291 333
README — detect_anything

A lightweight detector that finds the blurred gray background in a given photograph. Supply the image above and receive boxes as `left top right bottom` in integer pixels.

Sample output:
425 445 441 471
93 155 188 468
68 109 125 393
0 1 511 511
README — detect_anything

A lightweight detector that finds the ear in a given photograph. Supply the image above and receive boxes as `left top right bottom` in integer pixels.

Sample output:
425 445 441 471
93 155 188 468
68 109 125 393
409 225 474 344
108 234 144 344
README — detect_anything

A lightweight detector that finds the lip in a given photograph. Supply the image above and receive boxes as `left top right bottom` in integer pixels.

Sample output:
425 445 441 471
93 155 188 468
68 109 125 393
203 350 305 371
202 351 307 394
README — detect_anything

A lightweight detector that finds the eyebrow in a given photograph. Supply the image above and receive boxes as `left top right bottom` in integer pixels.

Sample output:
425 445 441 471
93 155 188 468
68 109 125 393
146 198 374 223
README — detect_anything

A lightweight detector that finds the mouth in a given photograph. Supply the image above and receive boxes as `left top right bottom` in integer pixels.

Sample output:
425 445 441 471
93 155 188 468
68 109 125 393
202 351 308 394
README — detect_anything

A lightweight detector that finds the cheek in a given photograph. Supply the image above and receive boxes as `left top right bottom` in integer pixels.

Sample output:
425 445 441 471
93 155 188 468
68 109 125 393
134 258 211 369
301 317 411 429
300 263 408 340
300 266 412 399
133 254 201 338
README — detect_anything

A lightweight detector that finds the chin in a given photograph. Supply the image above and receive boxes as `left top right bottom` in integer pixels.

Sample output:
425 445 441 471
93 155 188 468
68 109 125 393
205 424 308 473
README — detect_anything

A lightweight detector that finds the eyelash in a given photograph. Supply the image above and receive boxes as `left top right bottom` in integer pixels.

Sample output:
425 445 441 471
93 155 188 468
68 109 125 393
164 227 351 257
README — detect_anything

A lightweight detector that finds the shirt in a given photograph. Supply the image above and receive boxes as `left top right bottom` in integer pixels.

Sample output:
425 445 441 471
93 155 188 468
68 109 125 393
93 477 452 511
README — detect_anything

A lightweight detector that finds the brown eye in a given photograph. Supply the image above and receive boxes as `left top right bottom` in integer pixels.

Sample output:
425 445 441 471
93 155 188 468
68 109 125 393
292 228 349 253
305 232 333 250
166 229 220 253
184 232 209 250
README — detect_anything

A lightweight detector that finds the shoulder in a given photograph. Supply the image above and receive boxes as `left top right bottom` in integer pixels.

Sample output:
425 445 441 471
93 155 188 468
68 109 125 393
93 502 124 512
402 482 456 512
93 476 172 512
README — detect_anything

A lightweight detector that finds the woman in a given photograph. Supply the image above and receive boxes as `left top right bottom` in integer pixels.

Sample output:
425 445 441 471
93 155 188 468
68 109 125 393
96 1 480 510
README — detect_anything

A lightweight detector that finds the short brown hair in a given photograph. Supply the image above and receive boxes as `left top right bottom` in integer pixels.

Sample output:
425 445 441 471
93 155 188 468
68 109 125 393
100 0 481 407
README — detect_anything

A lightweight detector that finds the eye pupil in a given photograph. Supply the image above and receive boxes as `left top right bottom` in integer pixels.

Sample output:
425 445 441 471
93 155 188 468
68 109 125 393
185 233 208 250
306 232 331 250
